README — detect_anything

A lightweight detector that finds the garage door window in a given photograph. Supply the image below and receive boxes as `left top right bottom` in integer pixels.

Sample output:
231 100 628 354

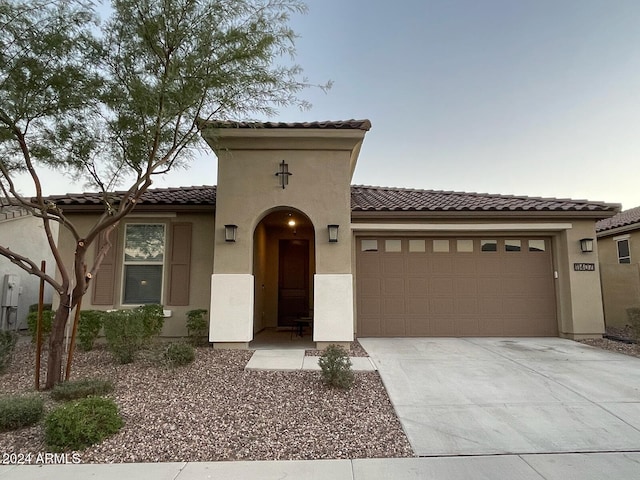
409 239 426 252
433 239 450 253
529 240 546 252
457 239 474 252
385 239 402 252
481 239 497 252
361 239 378 252
505 240 521 252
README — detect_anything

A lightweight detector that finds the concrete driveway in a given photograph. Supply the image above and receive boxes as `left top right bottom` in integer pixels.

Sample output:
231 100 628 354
358 337 640 456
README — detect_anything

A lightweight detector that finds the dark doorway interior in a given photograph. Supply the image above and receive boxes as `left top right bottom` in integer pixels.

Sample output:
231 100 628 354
278 239 309 326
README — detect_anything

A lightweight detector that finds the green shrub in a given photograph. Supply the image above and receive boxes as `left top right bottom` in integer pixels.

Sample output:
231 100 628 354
103 305 164 364
163 342 195 368
318 344 354 390
45 396 123 452
186 309 208 346
51 379 114 402
77 310 105 351
29 303 52 313
27 306 54 342
627 307 640 339
140 304 164 339
0 330 17 374
0 395 44 432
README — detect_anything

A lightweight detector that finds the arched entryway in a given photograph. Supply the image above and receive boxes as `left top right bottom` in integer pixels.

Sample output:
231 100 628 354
252 208 315 337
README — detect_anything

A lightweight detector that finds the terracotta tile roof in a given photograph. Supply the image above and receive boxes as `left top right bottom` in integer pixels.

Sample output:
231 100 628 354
596 206 640 232
0 205 30 221
45 185 216 208
351 185 619 213
45 184 619 216
198 119 372 131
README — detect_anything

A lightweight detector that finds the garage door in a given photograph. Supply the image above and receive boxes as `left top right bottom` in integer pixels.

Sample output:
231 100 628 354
356 237 557 337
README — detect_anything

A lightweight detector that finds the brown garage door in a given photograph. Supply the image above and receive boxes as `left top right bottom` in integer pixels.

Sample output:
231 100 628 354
356 237 557 337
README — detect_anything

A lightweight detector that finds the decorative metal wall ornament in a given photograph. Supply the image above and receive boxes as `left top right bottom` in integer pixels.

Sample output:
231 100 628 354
275 160 292 189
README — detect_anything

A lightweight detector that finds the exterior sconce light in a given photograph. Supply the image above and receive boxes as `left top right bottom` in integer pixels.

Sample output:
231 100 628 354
579 238 594 253
224 224 237 242
328 224 339 243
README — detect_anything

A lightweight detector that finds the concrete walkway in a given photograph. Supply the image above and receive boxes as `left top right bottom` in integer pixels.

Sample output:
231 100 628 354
244 349 377 371
2 453 640 479
359 337 640 457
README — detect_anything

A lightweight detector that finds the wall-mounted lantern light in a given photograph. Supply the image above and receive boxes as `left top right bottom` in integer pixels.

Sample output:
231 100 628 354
224 224 238 242
579 238 594 253
328 224 339 243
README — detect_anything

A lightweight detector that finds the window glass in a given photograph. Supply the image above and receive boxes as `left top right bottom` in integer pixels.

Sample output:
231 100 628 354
385 239 402 252
481 240 497 252
457 239 474 252
408 239 426 252
123 224 165 304
433 239 450 253
617 239 631 264
505 240 521 252
361 239 378 252
528 239 546 252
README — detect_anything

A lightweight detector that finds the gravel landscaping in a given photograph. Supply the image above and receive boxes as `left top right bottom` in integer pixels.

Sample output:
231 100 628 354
578 326 640 358
0 341 413 463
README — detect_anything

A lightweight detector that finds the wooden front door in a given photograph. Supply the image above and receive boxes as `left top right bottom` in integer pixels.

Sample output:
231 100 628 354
278 239 309 326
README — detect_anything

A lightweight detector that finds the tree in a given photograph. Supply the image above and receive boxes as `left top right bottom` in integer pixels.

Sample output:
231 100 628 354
0 0 323 388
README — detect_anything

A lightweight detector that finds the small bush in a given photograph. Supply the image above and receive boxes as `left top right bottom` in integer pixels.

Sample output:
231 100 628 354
627 307 640 339
0 330 17 374
0 395 44 432
51 379 114 402
318 344 354 390
29 303 52 313
186 309 208 346
45 396 123 452
103 305 164 364
27 306 54 342
77 310 104 351
163 342 195 368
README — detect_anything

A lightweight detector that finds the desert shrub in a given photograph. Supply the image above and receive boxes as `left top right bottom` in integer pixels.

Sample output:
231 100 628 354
0 330 17 374
45 396 123 452
140 304 164 338
77 310 105 351
627 307 640 339
318 344 354 390
103 305 164 364
186 309 208 346
103 310 145 364
27 305 54 342
163 342 195 367
51 379 114 402
0 395 44 431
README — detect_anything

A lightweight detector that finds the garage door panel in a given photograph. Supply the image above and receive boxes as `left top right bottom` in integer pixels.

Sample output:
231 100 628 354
407 297 428 315
382 257 405 276
383 297 405 315
407 277 428 295
383 278 404 296
383 317 406 336
357 236 557 337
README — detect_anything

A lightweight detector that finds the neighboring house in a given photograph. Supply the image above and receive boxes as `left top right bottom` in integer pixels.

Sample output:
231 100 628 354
50 120 618 347
596 206 640 328
0 205 58 330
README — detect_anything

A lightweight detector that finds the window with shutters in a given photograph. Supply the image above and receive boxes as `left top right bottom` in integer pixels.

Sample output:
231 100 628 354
122 224 165 304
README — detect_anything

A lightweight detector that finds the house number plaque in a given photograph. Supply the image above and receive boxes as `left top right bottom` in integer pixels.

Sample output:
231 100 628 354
573 263 595 271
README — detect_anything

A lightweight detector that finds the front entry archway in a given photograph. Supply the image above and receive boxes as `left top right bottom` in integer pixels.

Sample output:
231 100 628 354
253 209 315 335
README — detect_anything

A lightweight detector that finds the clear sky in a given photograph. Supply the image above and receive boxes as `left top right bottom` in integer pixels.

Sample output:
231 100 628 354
14 0 640 209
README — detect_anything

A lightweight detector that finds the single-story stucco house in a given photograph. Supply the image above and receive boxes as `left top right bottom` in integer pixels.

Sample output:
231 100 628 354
597 206 640 328
50 120 619 348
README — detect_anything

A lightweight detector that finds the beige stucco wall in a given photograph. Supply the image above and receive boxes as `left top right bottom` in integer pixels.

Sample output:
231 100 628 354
598 229 640 327
59 212 215 337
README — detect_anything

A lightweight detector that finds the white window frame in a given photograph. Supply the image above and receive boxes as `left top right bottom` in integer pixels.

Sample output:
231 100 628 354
121 223 166 305
614 235 631 264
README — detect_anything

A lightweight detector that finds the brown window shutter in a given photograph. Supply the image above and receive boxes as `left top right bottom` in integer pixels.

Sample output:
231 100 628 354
168 223 192 306
92 228 118 305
